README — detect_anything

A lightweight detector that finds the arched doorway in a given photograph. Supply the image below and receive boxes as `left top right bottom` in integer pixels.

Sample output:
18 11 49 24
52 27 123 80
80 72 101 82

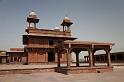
48 51 55 62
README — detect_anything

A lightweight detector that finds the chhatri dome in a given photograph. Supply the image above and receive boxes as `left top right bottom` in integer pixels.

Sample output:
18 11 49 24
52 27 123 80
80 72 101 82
61 16 73 29
27 10 40 27
28 10 38 19
63 16 71 23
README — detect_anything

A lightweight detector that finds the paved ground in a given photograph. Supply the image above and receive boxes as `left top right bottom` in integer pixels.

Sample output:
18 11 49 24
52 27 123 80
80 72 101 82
0 64 57 70
0 66 124 82
0 63 124 70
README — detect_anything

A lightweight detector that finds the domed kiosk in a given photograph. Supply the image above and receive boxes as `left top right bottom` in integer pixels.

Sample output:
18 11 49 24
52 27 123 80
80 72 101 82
61 16 73 31
27 11 40 28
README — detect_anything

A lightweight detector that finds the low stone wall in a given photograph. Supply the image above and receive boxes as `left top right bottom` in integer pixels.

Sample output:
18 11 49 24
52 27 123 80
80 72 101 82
0 66 113 75
0 68 55 75
55 66 113 74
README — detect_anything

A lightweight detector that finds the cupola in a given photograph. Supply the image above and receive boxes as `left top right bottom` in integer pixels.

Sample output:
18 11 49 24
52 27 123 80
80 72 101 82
27 10 40 28
61 16 73 31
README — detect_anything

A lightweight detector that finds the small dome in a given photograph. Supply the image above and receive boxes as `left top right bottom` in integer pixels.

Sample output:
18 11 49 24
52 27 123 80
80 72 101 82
64 16 70 20
61 16 73 27
63 16 71 23
28 10 37 19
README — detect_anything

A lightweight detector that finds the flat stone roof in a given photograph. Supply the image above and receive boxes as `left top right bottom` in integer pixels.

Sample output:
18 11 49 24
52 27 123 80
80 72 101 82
7 51 24 53
64 40 114 46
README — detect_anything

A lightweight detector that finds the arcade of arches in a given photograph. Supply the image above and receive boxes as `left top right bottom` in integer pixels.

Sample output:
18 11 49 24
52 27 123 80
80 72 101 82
57 41 114 68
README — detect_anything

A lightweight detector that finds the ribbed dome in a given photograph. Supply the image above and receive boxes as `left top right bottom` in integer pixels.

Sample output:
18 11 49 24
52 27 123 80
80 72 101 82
63 16 71 23
61 16 73 28
28 11 37 19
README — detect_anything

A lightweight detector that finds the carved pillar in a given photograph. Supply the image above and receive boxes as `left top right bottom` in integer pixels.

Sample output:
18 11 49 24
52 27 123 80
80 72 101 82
92 50 96 66
34 23 36 28
76 53 79 67
17 57 18 62
88 49 94 67
84 56 86 62
106 49 112 67
20 57 22 62
55 53 58 62
103 55 106 62
8 56 11 63
26 53 28 64
99 56 101 62
87 57 89 62
67 43 71 68
13 57 15 62
57 52 61 67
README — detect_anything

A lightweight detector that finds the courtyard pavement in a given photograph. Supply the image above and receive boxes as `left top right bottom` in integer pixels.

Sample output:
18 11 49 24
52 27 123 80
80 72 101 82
0 63 124 70
0 63 124 82
0 66 124 82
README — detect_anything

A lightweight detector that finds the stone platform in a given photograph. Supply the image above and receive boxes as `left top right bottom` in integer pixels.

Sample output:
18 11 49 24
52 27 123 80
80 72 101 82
0 67 55 75
0 64 56 75
55 66 113 74
0 64 119 75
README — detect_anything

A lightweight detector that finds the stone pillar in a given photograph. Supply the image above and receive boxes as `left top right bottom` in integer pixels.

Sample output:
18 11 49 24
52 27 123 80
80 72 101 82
92 51 96 66
20 57 21 62
9 57 11 62
17 57 19 62
55 53 58 62
88 49 93 67
13 57 15 62
34 23 36 28
84 56 87 62
8 56 11 63
26 53 28 64
103 56 106 62
76 53 79 67
67 43 71 68
106 49 112 67
87 57 89 62
99 56 101 62
57 53 61 67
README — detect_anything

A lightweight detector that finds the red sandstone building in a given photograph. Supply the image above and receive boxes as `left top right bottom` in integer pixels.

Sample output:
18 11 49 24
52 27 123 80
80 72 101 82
4 11 116 74
6 48 26 64
6 11 115 68
0 51 6 63
22 11 76 64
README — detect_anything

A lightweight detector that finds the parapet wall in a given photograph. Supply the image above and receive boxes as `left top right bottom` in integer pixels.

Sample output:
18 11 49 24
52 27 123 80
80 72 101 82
26 27 71 36
10 48 24 51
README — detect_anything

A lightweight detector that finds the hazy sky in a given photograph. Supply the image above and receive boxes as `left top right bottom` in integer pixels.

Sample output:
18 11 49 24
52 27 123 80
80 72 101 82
0 0 124 52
